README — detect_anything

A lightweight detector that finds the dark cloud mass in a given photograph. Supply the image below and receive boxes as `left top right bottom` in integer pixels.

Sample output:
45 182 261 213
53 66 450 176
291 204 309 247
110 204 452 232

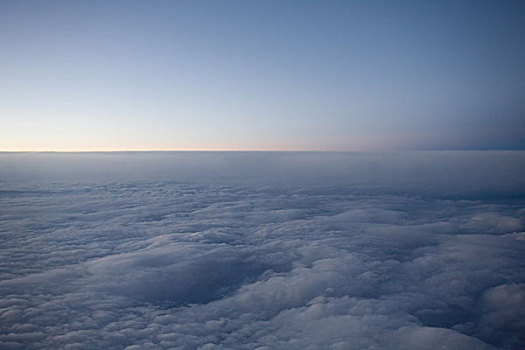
1 152 524 349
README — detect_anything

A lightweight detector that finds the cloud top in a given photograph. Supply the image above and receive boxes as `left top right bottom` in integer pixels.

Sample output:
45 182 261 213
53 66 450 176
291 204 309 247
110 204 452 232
1 152 524 349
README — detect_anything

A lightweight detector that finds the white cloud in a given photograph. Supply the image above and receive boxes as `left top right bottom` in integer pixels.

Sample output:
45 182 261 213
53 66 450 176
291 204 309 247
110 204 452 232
0 152 524 349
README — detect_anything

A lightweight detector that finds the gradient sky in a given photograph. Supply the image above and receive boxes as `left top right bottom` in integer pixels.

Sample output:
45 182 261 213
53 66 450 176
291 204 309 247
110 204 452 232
1 0 524 151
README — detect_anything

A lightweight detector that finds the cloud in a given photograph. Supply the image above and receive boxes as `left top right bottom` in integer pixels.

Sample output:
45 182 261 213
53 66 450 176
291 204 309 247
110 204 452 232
0 152 524 349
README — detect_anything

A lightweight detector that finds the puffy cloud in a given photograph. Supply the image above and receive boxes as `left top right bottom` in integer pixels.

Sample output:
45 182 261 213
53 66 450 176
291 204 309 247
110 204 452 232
0 152 524 349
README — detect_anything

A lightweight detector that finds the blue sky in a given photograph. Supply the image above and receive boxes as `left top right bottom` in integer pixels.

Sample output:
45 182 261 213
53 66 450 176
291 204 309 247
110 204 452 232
1 0 524 151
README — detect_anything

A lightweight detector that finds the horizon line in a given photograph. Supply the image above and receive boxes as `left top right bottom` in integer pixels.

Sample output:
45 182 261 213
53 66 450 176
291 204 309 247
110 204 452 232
1 148 524 153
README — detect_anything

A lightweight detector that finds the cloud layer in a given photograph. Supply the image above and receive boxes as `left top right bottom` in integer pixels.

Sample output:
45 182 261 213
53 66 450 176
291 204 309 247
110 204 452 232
1 152 524 349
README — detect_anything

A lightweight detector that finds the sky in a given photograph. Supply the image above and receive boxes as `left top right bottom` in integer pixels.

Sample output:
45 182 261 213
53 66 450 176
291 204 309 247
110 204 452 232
1 0 524 151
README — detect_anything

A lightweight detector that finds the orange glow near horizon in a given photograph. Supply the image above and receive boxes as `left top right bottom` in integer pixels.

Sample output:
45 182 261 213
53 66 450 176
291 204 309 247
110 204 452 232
0 147 350 152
